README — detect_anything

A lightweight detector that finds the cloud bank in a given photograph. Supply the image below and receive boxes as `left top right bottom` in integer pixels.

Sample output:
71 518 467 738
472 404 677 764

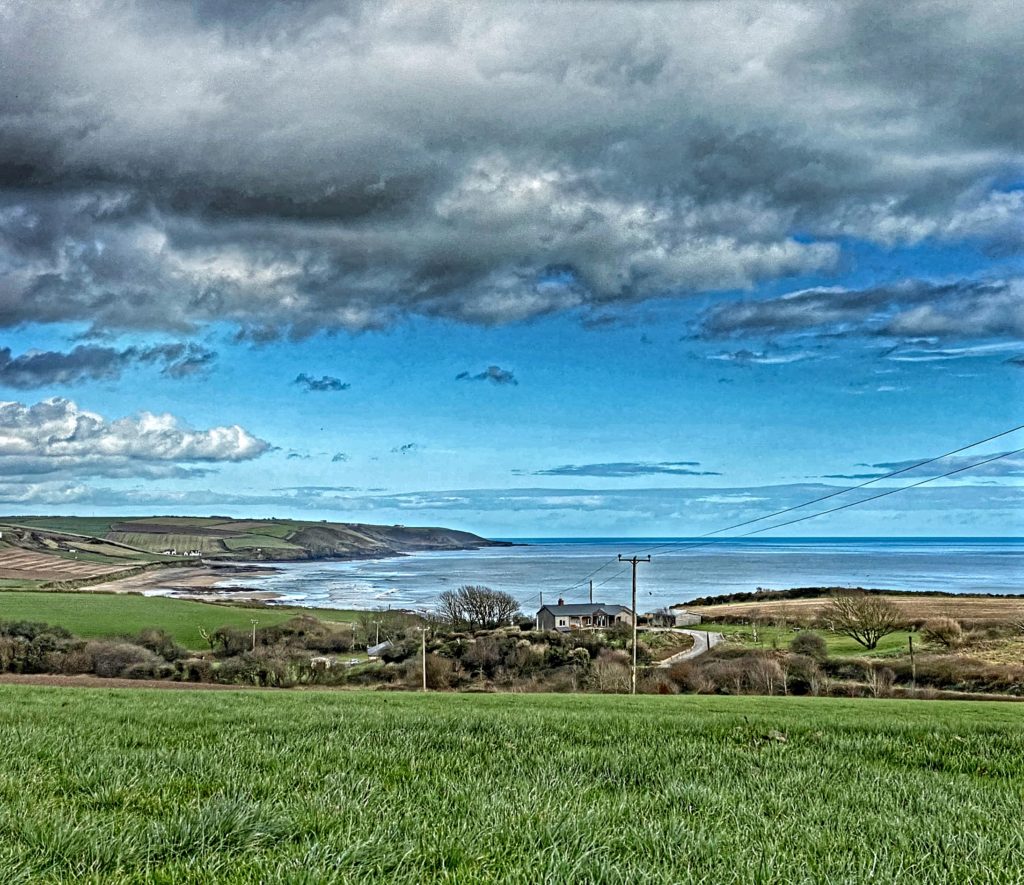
0 343 215 389
530 461 721 477
697 279 1024 343
1 2 1021 337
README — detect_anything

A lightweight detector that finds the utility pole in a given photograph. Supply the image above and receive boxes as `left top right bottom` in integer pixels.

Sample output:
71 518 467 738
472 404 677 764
372 620 382 646
618 554 650 695
589 580 593 604
421 628 428 692
908 634 916 692
250 618 259 652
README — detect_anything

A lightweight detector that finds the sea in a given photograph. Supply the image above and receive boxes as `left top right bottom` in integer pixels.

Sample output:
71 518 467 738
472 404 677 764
210 537 1024 613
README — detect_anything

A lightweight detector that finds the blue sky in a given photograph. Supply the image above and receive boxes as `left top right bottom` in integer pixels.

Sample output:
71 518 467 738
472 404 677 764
1 2 1021 537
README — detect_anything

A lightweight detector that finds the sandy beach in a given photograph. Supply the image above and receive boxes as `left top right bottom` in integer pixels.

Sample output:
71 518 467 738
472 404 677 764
85 564 286 604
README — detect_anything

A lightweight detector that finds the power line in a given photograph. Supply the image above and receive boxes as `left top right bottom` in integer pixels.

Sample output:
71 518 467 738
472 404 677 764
733 446 1024 539
548 424 1024 603
629 426 1024 558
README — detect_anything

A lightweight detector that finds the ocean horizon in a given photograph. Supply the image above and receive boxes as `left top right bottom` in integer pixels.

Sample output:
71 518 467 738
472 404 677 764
208 536 1024 613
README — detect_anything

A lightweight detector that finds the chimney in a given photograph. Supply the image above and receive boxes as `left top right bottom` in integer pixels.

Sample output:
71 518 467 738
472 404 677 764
557 597 564 606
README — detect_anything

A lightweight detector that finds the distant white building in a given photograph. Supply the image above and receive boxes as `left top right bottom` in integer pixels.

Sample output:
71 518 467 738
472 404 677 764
647 606 702 627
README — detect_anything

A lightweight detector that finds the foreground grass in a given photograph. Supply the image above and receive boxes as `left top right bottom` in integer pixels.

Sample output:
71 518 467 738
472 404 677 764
0 592 360 648
0 689 1021 883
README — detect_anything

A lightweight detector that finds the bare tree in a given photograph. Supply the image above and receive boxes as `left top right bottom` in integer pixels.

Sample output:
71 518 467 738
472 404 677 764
435 585 521 629
826 592 903 650
436 589 466 628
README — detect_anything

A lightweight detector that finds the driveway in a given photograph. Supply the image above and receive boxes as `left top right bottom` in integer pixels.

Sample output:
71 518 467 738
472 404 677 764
654 628 724 668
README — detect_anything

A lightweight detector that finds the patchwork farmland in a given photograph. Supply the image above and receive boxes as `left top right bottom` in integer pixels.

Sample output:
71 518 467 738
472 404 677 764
8 516 503 564
0 548 136 583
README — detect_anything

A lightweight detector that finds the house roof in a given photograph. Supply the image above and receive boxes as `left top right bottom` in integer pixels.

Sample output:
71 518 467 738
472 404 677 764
537 603 629 616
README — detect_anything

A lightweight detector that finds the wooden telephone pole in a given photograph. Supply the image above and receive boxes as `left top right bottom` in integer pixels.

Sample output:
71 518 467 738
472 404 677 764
618 554 650 695
421 628 428 692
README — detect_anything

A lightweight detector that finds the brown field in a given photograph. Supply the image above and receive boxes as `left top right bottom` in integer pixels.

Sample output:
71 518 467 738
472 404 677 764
0 548 132 581
690 594 1024 626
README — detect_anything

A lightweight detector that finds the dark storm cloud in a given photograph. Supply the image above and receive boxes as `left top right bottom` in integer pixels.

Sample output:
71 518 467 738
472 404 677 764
697 279 1024 341
293 374 350 392
1 2 1021 336
532 461 721 478
455 366 518 385
0 343 216 389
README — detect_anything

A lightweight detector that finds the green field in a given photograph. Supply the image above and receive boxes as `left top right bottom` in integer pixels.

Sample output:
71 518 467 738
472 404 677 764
0 689 1020 882
0 593 360 649
10 516 120 536
707 622 916 657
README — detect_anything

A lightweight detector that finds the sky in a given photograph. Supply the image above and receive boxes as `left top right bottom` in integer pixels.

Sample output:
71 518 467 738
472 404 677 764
0 0 1022 537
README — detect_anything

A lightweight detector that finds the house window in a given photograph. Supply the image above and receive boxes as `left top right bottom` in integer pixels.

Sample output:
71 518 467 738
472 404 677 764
558 618 567 626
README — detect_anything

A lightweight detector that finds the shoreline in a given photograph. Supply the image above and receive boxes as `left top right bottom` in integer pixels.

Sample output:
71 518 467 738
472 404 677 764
84 563 287 605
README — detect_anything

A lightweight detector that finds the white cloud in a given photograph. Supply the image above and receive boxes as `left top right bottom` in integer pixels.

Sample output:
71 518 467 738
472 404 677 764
0 398 271 479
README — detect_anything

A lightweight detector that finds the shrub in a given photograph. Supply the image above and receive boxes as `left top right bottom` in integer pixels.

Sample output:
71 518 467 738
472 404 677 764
414 653 456 689
216 652 295 687
921 617 963 648
789 631 828 661
589 649 631 692
639 673 678 694
0 621 71 641
59 646 94 675
122 661 175 680
864 664 896 698
747 654 785 695
177 658 213 682
85 641 164 678
131 628 190 662
784 654 825 696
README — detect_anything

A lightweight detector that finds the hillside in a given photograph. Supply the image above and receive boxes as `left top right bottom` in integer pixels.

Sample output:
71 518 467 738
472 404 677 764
0 516 507 589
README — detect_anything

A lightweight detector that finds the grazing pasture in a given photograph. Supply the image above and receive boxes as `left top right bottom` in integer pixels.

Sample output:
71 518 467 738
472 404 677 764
0 592 359 649
0 689 1020 882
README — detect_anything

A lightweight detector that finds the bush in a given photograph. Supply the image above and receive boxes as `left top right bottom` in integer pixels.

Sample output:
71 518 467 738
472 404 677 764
921 617 963 648
412 653 456 689
59 646 94 675
122 660 175 680
177 658 213 682
784 654 825 696
85 641 164 678
0 621 71 641
131 627 190 662
789 631 828 661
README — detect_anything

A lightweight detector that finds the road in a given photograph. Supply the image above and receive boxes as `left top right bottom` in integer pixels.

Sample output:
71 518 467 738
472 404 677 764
653 628 725 668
